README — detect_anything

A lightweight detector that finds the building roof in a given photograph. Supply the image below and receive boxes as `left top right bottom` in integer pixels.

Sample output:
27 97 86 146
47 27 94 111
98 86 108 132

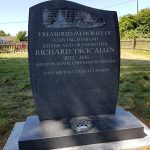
0 38 7 44
0 36 15 43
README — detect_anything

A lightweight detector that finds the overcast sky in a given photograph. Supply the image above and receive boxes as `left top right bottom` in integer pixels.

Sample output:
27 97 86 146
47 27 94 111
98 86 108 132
0 0 149 36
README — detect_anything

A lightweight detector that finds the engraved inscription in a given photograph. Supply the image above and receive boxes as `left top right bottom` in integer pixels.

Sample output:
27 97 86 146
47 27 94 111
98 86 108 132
34 29 116 76
43 68 110 76
43 9 106 28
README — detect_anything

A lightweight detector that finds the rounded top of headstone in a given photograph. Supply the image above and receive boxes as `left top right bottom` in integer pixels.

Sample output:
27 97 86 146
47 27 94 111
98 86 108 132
29 0 116 14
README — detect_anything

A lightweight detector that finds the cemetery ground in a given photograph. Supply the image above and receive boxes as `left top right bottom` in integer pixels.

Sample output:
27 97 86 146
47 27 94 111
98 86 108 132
0 49 150 149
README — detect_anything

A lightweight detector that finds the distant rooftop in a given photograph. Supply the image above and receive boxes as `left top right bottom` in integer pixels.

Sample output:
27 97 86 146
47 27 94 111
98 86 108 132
0 36 16 43
0 38 7 44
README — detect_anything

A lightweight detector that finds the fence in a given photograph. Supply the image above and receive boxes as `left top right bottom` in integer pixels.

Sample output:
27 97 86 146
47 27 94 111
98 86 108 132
0 39 150 53
121 39 150 50
0 42 28 53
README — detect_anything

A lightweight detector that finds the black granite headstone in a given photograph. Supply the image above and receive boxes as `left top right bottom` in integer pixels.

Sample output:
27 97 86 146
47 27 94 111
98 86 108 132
28 0 120 120
17 1 144 150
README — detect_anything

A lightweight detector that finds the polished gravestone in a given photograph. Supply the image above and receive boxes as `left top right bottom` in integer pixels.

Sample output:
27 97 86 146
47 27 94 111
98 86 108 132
5 0 145 150
28 0 120 120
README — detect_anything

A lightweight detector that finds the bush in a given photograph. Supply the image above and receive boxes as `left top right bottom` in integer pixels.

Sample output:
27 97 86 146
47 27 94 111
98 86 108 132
119 8 150 39
16 31 28 41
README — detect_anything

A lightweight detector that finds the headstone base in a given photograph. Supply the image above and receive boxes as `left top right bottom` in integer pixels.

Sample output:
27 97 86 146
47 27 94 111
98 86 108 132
17 108 144 150
4 108 148 150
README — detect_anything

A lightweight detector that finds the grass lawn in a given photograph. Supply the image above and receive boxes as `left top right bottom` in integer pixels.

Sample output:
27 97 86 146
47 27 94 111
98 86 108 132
119 49 150 118
0 50 150 149
0 53 35 138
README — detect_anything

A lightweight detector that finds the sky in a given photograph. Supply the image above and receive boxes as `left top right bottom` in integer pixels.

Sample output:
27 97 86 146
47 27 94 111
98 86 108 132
0 0 149 36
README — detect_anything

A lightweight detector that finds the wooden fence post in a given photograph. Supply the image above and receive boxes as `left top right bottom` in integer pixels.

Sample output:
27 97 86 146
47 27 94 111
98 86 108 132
132 37 136 50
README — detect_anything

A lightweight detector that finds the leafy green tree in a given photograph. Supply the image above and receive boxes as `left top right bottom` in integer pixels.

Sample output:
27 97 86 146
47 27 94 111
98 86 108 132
136 8 150 37
0 30 7 37
16 31 28 41
119 14 137 33
119 8 150 39
119 14 137 39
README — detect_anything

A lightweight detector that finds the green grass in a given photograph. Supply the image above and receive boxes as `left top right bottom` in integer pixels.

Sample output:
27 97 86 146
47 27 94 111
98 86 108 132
0 53 35 138
119 49 150 117
0 50 150 138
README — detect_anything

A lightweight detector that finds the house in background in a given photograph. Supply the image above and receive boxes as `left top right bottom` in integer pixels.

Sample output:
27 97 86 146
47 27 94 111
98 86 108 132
0 38 7 44
0 36 16 44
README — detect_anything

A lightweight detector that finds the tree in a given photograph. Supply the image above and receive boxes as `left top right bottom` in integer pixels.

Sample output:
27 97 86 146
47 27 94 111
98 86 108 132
16 31 28 41
0 30 8 37
136 8 150 37
119 14 138 39
119 8 150 39
119 14 137 33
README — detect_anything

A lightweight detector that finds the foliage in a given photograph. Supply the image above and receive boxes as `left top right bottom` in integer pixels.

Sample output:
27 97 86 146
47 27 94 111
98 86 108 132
119 14 137 33
137 8 150 37
0 30 10 37
119 8 150 39
16 31 28 41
